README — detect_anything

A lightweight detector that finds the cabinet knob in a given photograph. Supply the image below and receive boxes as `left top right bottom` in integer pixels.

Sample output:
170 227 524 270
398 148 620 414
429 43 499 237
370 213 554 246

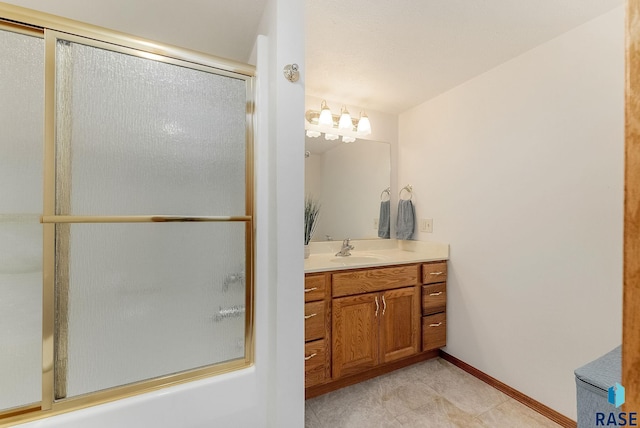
429 322 443 327
304 313 317 320
304 353 317 361
304 287 318 293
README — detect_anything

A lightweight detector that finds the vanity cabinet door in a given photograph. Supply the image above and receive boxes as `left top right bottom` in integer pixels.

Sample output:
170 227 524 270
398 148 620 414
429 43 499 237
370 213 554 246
380 286 420 364
332 293 380 378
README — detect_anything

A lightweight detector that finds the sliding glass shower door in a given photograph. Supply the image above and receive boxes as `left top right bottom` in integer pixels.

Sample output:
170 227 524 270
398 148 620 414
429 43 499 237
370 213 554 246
0 26 44 412
48 34 252 400
0 16 253 421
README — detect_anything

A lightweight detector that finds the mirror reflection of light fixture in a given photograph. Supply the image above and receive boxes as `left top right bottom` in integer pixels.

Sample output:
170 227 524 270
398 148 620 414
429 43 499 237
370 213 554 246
305 100 372 143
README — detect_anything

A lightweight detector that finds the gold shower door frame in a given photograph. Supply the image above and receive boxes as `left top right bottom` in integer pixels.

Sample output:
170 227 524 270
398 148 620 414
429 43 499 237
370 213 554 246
0 5 255 425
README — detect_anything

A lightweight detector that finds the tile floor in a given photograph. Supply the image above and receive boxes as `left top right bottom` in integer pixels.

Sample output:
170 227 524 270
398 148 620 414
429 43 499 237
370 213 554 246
305 358 563 428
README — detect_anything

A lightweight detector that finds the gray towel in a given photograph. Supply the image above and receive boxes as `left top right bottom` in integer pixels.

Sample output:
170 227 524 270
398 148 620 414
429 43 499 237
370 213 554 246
378 200 390 238
396 199 415 240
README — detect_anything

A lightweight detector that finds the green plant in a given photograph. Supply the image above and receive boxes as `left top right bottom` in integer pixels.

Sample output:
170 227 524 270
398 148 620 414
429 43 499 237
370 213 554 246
304 196 321 245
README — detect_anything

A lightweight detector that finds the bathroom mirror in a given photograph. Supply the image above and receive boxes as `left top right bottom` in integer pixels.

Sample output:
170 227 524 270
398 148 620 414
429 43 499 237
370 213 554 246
304 136 390 241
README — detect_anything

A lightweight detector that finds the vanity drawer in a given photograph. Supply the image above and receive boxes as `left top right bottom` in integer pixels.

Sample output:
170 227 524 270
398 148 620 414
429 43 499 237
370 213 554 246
305 339 330 387
422 262 448 284
332 265 419 297
305 300 326 342
422 312 446 351
305 274 327 302
422 283 446 316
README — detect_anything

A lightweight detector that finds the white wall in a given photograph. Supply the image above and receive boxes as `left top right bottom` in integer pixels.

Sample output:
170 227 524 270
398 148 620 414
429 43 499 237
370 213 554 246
257 0 305 426
399 7 624 419
304 153 323 198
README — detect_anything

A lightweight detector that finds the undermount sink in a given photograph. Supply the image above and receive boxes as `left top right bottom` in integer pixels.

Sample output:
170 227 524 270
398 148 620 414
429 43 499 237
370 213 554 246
330 255 385 264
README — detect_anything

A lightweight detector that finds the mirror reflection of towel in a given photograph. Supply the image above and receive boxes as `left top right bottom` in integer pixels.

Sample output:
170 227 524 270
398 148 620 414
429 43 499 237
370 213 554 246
378 200 390 238
396 199 415 240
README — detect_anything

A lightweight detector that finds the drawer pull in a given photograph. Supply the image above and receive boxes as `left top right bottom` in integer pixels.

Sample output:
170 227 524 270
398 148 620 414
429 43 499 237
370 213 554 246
375 296 379 317
429 322 443 327
304 353 317 361
429 291 443 296
304 287 318 293
429 272 444 275
304 313 318 320
382 295 387 316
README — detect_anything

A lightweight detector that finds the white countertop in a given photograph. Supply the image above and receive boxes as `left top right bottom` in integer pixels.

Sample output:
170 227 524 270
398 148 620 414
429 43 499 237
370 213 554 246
304 239 449 273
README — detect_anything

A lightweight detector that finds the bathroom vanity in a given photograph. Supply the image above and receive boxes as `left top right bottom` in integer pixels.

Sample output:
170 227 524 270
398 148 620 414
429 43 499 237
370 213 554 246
303 241 448 398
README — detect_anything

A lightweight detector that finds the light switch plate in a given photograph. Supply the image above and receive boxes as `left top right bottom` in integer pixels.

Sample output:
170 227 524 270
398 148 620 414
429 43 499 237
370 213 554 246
419 218 433 233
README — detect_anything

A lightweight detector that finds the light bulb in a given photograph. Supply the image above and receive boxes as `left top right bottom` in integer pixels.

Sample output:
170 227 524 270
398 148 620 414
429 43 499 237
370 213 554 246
357 112 371 136
342 136 356 143
338 106 352 130
324 133 339 141
318 100 333 128
306 130 321 138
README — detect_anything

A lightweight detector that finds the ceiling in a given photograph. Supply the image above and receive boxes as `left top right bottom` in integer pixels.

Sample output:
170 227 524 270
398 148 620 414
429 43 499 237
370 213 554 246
2 0 268 63
305 0 625 114
4 0 625 114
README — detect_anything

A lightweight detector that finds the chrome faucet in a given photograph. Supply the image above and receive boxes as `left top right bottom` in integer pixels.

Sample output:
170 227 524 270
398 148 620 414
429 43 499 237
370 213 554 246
335 238 354 257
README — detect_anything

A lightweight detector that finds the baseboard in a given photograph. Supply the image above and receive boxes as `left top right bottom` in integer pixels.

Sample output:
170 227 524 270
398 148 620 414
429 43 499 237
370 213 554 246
439 351 577 428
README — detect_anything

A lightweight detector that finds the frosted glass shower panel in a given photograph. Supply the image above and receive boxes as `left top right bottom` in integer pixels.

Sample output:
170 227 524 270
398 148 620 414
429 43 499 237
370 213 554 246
0 29 44 411
0 29 44 214
55 40 248 216
61 222 247 398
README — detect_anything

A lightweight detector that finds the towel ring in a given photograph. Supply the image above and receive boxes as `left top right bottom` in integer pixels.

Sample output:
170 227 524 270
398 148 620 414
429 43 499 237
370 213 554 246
380 187 391 201
399 185 413 200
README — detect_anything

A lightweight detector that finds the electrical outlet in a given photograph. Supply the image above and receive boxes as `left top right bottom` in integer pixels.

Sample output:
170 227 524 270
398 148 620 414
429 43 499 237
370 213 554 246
419 218 433 233
373 218 379 229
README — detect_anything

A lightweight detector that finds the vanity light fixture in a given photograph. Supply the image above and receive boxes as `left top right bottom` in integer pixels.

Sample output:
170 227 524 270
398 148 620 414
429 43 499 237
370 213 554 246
305 100 373 143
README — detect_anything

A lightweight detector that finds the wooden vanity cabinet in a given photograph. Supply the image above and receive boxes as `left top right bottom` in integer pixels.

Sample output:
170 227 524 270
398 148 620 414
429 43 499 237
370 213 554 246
421 261 448 351
331 265 420 378
304 273 331 387
304 260 447 396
